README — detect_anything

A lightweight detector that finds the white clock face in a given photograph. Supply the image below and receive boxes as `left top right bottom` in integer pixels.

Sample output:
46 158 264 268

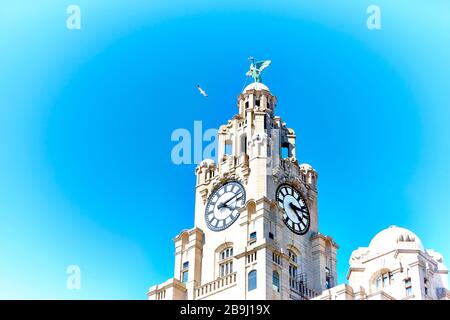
276 184 310 235
205 181 246 231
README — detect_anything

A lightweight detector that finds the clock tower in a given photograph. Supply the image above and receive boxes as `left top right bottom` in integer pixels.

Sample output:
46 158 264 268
148 61 338 300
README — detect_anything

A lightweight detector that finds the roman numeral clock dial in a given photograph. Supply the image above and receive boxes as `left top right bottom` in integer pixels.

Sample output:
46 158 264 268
205 181 246 231
276 184 310 235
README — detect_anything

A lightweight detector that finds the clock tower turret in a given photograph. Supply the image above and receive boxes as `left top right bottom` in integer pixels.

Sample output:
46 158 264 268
148 59 338 300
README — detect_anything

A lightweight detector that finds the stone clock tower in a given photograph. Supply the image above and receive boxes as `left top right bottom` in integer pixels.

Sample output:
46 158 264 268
148 60 338 300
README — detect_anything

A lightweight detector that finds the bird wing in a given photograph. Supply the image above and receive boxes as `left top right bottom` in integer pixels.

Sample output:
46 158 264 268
197 85 208 96
255 60 271 72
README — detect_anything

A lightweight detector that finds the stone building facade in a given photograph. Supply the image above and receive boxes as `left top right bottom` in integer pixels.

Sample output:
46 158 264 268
314 226 450 300
148 81 338 300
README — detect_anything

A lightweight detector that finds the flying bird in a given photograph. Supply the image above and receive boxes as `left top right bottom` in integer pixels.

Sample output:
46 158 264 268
197 84 208 97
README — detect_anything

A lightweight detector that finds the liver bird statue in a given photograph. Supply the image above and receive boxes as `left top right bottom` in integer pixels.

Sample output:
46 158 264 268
246 57 271 83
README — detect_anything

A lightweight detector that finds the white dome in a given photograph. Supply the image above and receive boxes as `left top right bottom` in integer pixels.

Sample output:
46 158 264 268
299 163 313 171
199 159 215 167
243 82 269 93
368 226 424 253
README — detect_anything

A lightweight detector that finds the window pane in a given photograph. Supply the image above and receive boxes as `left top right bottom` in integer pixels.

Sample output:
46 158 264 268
182 271 188 283
406 287 412 296
225 143 232 155
282 146 289 158
250 232 257 239
248 270 257 291
182 261 189 269
383 274 388 287
376 277 381 289
273 271 280 292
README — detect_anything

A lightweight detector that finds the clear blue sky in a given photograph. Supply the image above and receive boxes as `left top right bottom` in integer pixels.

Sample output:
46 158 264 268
0 1 449 299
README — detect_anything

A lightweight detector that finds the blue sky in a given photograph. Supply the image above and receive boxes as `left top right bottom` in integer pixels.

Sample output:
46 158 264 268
0 1 449 299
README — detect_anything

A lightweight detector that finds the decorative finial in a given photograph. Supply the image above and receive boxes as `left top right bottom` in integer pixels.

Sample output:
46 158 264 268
245 57 271 83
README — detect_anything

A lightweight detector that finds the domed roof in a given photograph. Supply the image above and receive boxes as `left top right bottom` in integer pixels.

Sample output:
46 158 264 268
299 163 313 171
243 82 269 93
199 159 215 167
368 226 424 253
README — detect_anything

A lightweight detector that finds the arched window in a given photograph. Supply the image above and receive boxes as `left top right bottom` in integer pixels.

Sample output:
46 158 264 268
224 140 232 156
248 270 257 291
374 271 393 290
273 271 280 293
219 247 233 277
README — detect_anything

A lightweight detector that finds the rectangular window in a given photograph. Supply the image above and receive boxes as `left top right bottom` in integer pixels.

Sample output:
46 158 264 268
272 252 281 265
240 135 247 154
269 232 274 240
288 251 297 264
182 261 189 269
289 265 297 278
425 287 428 295
224 142 232 155
250 232 257 240
406 286 413 296
219 260 233 278
282 146 289 158
376 277 382 290
325 267 331 289
383 274 389 287
182 271 188 283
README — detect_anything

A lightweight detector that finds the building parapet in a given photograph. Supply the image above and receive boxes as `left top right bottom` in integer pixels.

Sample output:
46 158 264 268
195 272 237 300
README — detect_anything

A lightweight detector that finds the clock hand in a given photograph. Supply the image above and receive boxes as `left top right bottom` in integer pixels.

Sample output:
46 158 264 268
289 202 303 212
218 191 243 210
289 202 303 222
221 192 242 207
217 202 228 210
